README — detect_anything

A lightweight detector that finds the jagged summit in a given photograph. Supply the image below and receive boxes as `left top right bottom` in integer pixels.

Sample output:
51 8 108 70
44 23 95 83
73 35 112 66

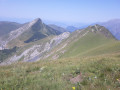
29 18 43 26
34 18 42 21
33 18 42 23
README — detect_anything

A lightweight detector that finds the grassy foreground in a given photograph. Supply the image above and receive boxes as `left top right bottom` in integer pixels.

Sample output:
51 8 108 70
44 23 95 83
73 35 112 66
0 52 120 90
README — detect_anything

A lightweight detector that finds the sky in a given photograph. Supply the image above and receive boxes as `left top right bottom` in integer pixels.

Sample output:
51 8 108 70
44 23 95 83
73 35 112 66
0 0 120 24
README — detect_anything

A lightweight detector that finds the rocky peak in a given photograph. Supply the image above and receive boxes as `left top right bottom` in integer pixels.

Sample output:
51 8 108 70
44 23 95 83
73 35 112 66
29 18 43 27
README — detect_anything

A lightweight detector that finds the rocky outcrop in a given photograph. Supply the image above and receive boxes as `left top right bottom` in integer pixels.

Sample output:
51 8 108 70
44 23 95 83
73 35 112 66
1 32 70 65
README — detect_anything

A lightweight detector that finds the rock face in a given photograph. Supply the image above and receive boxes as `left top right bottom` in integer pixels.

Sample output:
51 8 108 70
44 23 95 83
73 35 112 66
1 32 70 65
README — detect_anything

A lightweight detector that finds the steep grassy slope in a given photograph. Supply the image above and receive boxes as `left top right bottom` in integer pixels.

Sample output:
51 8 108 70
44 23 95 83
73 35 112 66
61 32 117 58
78 41 120 56
45 25 116 60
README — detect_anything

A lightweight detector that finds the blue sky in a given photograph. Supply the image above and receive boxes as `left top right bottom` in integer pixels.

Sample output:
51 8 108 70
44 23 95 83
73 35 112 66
0 0 120 24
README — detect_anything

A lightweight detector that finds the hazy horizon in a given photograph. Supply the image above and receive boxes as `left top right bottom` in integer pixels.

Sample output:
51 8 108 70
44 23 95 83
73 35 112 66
0 0 120 25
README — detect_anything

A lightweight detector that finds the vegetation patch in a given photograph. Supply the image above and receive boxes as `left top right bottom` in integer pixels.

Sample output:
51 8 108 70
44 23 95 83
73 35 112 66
0 46 18 62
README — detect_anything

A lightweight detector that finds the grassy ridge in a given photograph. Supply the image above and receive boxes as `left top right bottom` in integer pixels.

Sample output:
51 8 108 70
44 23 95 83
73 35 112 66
61 32 115 58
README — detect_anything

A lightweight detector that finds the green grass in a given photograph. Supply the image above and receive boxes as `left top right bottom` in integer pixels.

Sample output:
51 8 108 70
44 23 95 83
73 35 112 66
0 52 120 90
79 41 120 57
61 32 115 58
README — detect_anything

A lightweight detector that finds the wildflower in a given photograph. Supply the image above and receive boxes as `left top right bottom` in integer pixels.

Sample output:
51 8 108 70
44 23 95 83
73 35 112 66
72 87 75 90
117 78 120 82
117 79 120 83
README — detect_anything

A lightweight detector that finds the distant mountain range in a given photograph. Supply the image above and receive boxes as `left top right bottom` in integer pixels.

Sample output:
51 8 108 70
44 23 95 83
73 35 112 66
66 19 120 40
99 19 120 40
66 26 78 32
49 24 68 33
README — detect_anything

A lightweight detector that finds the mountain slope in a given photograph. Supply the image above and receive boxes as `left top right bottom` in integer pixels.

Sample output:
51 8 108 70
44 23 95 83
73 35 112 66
0 21 22 37
0 47 18 62
46 24 117 59
0 39 120 90
0 32 70 64
63 25 116 57
0 18 62 49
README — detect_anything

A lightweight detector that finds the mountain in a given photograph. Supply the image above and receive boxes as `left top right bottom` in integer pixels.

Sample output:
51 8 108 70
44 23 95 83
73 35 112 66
0 21 22 37
0 18 62 49
99 19 120 40
0 18 70 63
66 26 78 32
45 24 117 59
62 24 116 57
0 32 70 64
49 24 67 33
